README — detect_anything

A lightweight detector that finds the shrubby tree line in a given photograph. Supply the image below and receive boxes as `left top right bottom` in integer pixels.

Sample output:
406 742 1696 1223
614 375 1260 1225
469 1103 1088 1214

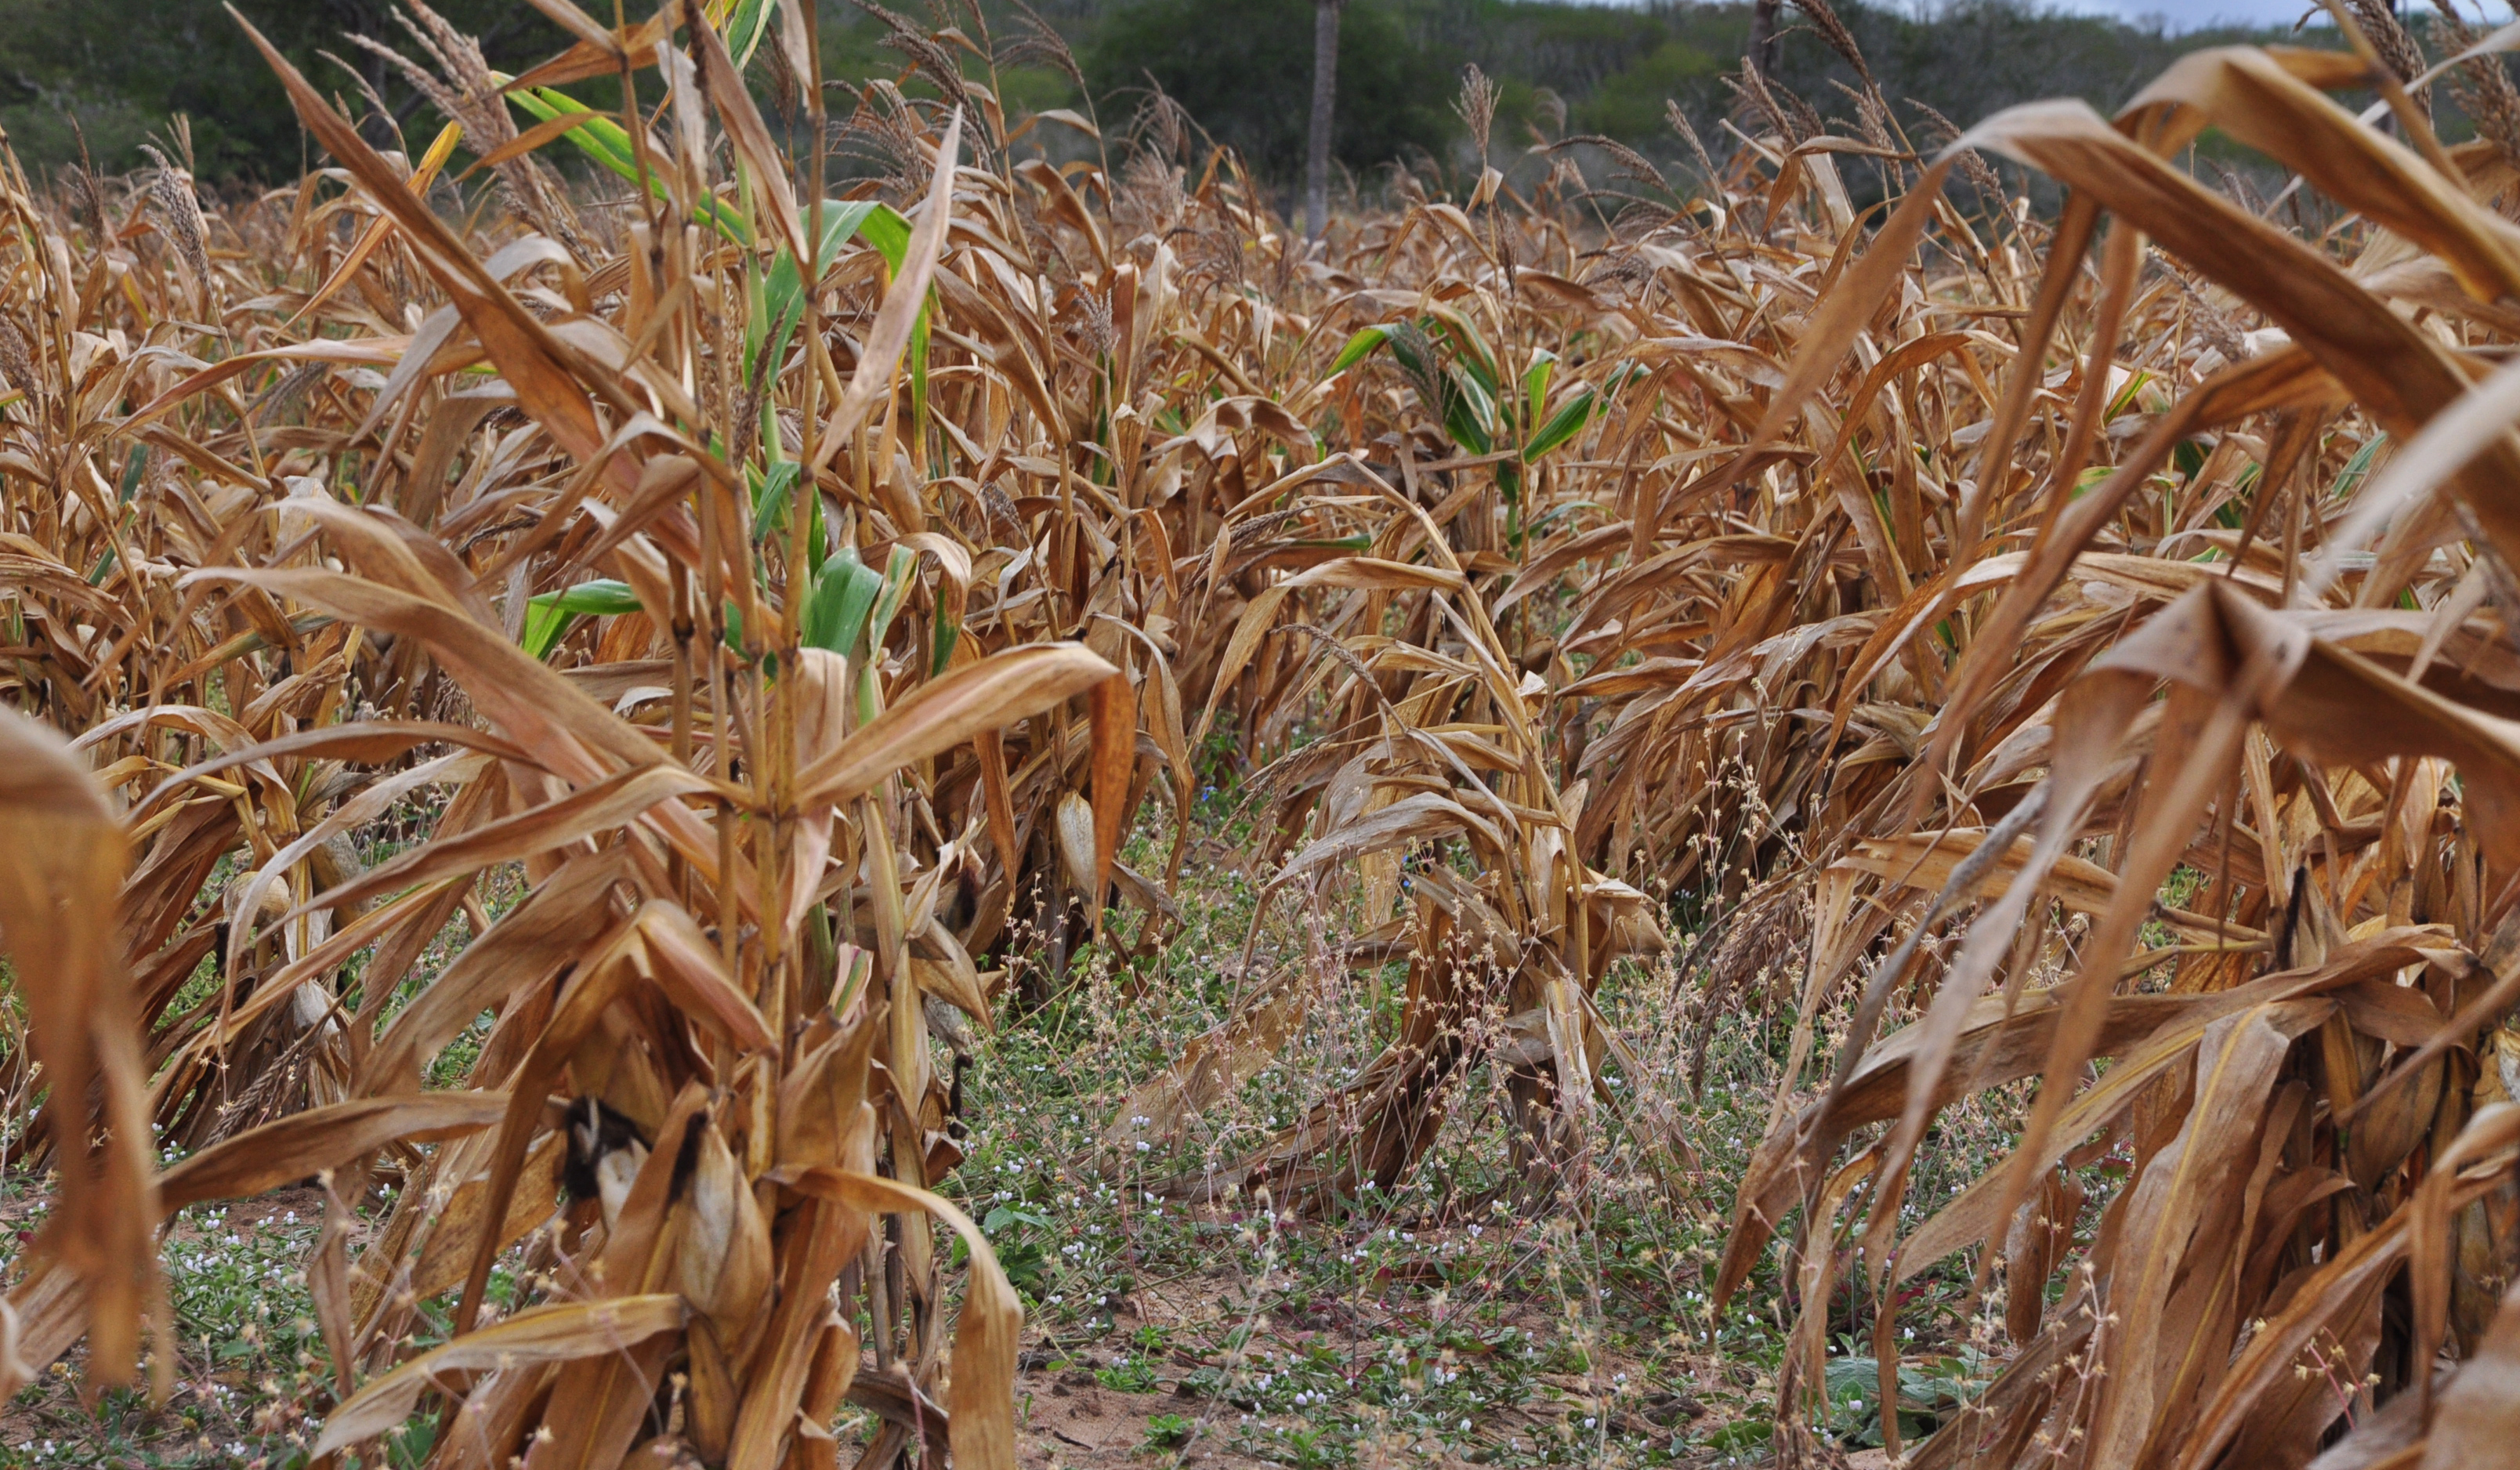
0 0 578 181
0 0 2330 192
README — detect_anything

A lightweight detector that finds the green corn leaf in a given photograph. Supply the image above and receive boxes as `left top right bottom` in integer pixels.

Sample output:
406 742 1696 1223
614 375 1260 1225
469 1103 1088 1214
523 579 643 660
802 546 884 657
748 460 806 543
866 544 919 657
1384 320 1436 382
88 446 149 584
1523 350 1556 438
2103 368 2152 422
723 0 780 67
748 200 883 391
1444 366 1495 455
536 580 643 618
2330 431 2388 500
1426 306 1501 400
855 203 913 269
1327 325 1392 377
1522 386 1597 463
505 85 751 245
118 444 148 504
931 604 960 678
823 202 932 437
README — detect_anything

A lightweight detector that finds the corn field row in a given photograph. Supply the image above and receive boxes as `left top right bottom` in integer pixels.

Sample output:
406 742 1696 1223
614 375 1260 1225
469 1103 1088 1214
4 0 2520 1465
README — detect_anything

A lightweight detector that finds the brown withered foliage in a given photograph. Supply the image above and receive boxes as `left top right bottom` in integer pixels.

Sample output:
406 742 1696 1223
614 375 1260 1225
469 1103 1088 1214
8 4 2520 1468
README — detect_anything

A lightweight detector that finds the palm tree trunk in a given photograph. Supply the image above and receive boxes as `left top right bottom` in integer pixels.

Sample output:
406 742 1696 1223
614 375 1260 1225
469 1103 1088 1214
1305 0 1343 242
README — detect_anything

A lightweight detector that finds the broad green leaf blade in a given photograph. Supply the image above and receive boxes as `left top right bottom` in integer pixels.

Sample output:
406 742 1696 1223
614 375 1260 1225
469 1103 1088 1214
751 200 883 382
1444 366 1496 455
749 460 805 542
725 0 779 67
856 202 913 269
1327 325 1392 377
506 84 751 245
867 543 919 657
802 547 885 658
1522 386 1597 462
523 579 643 660
1428 306 1501 400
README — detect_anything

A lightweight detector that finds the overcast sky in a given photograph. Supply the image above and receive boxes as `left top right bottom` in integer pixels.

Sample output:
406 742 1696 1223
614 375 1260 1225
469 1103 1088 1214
2038 0 2511 30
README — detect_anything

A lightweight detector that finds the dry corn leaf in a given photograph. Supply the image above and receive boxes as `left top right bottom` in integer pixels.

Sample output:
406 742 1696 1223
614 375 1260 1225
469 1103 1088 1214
312 1295 684 1457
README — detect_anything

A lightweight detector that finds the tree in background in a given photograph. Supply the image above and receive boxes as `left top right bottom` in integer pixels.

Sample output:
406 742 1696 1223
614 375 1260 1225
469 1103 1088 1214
0 0 2356 201
1305 0 1344 240
1749 0 1782 75
0 0 572 181
1086 0 1450 191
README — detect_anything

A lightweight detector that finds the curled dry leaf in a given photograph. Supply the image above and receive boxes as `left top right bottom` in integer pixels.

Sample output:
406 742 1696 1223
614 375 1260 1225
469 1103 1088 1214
310 1295 686 1457
0 709 156 1392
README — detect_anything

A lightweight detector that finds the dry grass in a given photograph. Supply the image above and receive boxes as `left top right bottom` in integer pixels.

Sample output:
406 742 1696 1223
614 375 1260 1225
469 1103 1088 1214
5 2 2520 1467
